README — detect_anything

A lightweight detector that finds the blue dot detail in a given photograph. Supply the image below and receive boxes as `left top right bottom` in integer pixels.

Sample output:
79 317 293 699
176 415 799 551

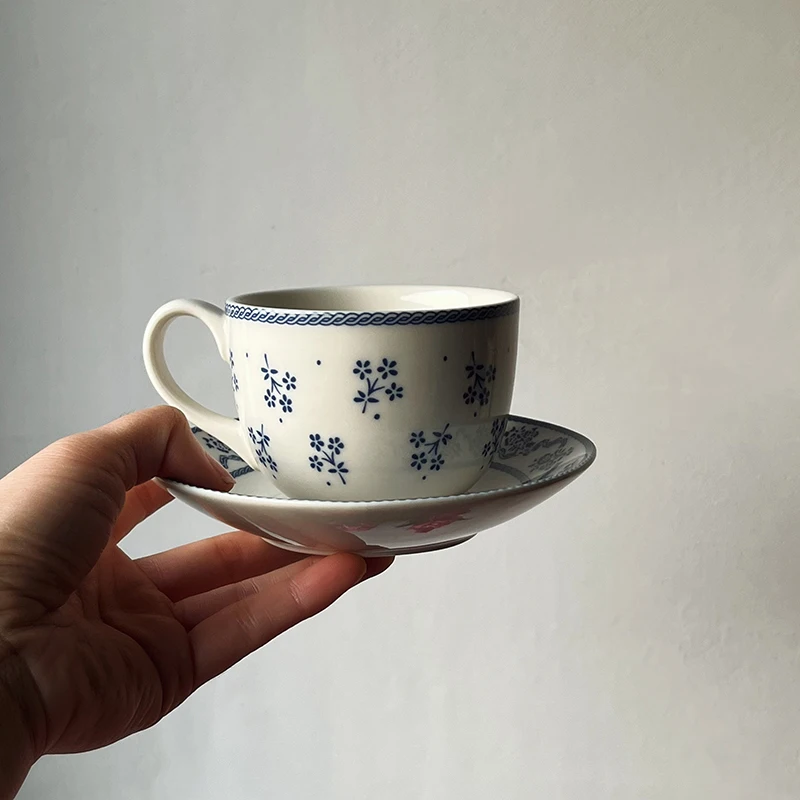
316 360 322 365
374 413 380 420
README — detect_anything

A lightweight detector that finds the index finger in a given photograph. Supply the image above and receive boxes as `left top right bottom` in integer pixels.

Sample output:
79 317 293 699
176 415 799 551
0 406 234 612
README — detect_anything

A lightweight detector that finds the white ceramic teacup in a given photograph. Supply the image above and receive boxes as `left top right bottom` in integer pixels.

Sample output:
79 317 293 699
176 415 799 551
143 285 519 501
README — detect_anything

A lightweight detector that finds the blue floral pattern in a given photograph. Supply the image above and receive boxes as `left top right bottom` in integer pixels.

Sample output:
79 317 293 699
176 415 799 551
409 424 452 476
353 358 404 415
497 424 541 459
482 416 508 460
229 351 239 392
261 354 297 416
496 424 576 479
308 433 349 485
463 351 496 416
527 443 576 476
525 438 576 481
193 428 254 478
187 415 596 499
247 423 279 475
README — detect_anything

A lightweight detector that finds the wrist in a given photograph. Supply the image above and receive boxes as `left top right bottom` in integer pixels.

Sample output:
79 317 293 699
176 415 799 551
0 635 43 799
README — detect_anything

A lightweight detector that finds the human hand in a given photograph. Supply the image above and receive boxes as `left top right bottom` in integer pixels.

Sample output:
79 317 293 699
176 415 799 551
0 407 392 798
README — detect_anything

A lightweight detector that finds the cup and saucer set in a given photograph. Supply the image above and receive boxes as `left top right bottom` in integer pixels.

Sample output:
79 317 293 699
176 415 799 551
142 285 596 557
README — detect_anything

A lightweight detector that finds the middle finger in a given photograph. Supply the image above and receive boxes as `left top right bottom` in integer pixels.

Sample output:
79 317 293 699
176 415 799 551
135 530 305 601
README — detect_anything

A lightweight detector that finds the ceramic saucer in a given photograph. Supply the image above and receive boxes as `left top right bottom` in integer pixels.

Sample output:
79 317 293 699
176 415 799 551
157 415 596 557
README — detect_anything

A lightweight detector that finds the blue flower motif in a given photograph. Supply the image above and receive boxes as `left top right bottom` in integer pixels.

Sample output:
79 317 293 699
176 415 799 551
465 358 483 379
309 433 324 452
353 360 372 380
353 357 403 416
261 355 279 379
377 358 398 378
498 425 541 459
482 418 507 459
248 425 270 450
202 434 229 453
199 429 249 473
354 390 379 406
308 433 350 485
257 450 278 473
434 428 453 446
230 351 239 392
409 431 426 448
248 423 278 474
328 461 349 480
463 351 494 408
409 423 452 476
526 441 575 475
385 382 404 401
262 354 297 414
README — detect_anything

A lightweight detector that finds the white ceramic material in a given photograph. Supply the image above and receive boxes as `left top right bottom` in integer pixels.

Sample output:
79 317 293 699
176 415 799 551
143 285 519 501
157 415 596 557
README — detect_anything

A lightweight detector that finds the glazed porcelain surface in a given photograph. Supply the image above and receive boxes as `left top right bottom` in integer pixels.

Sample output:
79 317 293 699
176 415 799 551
157 414 596 557
144 285 519 501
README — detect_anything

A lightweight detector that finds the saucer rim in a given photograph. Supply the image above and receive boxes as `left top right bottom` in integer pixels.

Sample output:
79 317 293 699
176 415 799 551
162 415 597 509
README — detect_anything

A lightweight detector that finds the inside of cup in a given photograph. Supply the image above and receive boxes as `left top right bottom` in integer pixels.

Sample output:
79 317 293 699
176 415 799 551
230 285 517 313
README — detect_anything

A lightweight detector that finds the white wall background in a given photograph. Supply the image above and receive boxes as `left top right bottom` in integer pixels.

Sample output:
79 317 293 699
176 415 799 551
2 1 799 797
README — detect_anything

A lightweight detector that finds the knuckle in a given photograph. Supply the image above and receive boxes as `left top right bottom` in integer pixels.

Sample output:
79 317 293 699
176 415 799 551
234 604 263 641
286 576 309 617
153 405 188 429
40 435 128 519
236 577 261 603
210 535 246 586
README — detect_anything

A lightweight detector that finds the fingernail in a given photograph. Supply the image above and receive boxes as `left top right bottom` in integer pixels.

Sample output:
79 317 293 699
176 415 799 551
204 452 236 488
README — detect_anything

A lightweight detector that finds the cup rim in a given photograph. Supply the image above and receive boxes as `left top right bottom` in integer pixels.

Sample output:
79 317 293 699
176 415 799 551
225 284 519 326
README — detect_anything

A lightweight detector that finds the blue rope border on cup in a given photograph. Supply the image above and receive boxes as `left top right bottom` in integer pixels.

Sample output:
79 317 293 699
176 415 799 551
224 299 519 326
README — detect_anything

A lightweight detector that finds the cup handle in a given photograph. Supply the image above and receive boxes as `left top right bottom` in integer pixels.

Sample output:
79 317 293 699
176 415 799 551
142 299 258 470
